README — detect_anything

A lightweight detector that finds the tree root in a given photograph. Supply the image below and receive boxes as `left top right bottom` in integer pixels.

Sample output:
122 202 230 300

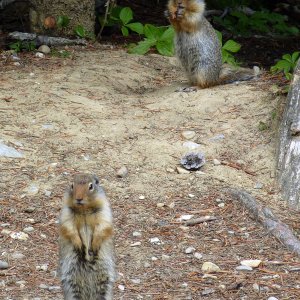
228 188 300 256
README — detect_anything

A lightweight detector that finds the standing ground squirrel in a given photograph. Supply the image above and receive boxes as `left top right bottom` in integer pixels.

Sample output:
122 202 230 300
166 0 256 89
58 173 115 300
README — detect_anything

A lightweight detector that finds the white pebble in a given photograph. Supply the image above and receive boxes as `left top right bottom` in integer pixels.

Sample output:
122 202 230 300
188 194 195 198
213 159 221 166
150 237 160 244
151 256 158 261
194 252 203 260
132 231 142 237
23 226 34 233
139 195 145 200
156 203 165 208
185 247 195 254
182 131 196 140
130 242 141 247
201 262 221 273
236 265 253 272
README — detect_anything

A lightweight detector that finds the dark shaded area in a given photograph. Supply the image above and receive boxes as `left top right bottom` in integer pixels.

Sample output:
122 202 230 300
1 0 299 69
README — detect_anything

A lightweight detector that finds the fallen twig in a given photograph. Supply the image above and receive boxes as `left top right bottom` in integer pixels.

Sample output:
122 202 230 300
8 31 87 46
186 216 217 226
221 160 256 176
228 188 300 256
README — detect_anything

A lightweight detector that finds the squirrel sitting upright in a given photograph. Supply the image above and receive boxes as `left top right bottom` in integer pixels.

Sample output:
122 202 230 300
166 0 256 89
58 173 115 300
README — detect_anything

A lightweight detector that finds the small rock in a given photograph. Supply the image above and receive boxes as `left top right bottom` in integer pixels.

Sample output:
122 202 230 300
150 237 160 244
0 223 10 227
182 141 200 150
252 283 260 291
48 285 61 291
132 231 142 237
254 182 263 189
195 170 205 175
0 142 23 158
166 167 175 173
180 151 205 170
23 226 34 233
168 202 175 209
240 259 261 268
176 166 190 174
25 184 39 195
38 45 51 54
24 206 36 213
213 159 221 166
11 252 25 260
201 262 221 273
44 190 52 197
117 166 128 178
0 261 9 269
118 284 125 291
130 242 141 247
42 124 54 130
181 282 188 288
28 218 35 224
218 203 225 208
202 274 217 279
139 195 145 200
40 234 47 238
144 262 151 268
267 297 278 300
185 247 196 254
16 280 26 286
188 194 195 198
201 288 215 295
10 232 29 241
178 214 194 221
162 254 170 261
39 284 48 289
36 264 48 271
50 270 57 278
209 134 225 142
194 252 203 260
35 52 45 58
131 278 141 284
1 229 11 235
253 66 260 76
182 131 196 140
151 256 158 261
236 265 253 272
156 203 165 208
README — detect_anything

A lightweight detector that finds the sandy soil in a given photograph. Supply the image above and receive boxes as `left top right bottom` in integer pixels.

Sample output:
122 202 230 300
1 45 300 300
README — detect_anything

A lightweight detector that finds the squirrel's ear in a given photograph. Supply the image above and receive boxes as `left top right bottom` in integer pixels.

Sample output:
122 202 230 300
93 175 99 185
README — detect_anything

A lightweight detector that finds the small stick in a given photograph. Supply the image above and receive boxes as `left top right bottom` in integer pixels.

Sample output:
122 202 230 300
186 216 217 226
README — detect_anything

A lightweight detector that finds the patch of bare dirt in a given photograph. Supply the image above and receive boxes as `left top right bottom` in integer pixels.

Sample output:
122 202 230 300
1 45 300 300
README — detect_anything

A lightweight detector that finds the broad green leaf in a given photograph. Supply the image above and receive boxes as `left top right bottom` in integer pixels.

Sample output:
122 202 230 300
128 39 156 55
156 40 174 56
292 52 300 64
222 40 241 53
160 26 175 41
144 24 163 40
119 7 133 25
126 22 144 34
57 15 70 28
121 26 129 36
74 25 86 38
282 54 292 63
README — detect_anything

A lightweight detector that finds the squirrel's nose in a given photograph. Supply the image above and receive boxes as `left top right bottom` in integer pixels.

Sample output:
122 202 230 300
76 198 83 205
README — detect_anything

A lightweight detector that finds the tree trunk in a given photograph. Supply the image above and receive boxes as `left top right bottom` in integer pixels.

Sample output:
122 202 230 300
29 0 95 37
277 60 300 208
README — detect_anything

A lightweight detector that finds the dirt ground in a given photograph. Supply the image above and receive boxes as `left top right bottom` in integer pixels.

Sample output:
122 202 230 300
1 45 300 300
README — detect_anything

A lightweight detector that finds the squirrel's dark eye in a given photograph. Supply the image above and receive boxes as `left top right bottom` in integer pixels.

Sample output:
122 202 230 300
70 183 74 190
89 183 93 191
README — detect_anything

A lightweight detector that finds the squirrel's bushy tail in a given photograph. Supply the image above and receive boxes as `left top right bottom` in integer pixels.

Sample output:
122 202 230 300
219 64 260 85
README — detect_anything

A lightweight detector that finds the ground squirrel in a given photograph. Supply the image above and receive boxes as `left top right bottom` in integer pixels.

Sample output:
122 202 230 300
166 0 256 89
58 173 115 300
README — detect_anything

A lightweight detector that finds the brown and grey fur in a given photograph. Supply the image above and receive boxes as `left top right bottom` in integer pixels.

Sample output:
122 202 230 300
167 0 255 88
58 173 115 300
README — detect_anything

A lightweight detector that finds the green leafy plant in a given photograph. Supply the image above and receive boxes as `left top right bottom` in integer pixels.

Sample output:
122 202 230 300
271 52 300 80
9 41 36 52
74 25 95 39
214 10 299 37
258 121 269 131
216 30 241 66
100 6 143 36
9 41 22 52
57 15 70 28
128 25 175 56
